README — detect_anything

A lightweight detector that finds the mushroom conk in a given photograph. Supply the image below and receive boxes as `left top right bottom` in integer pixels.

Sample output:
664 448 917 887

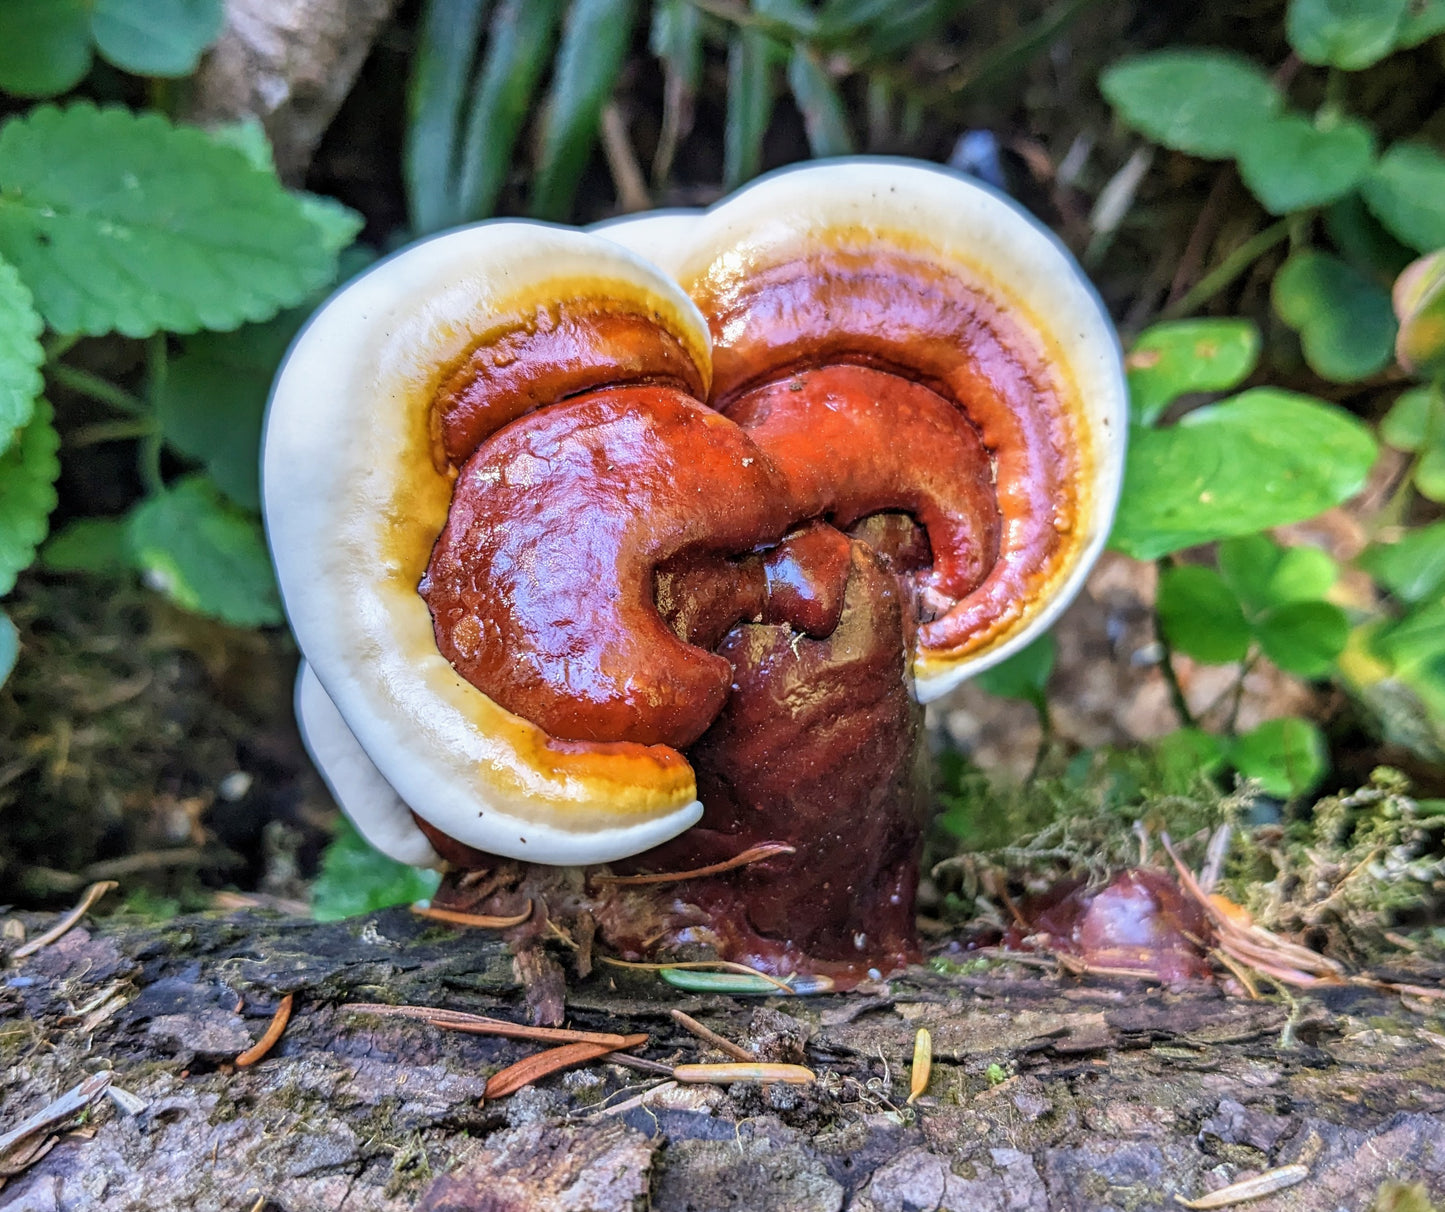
266 160 1127 874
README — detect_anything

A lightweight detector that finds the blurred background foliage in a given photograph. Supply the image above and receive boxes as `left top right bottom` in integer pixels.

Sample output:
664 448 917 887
0 0 1444 944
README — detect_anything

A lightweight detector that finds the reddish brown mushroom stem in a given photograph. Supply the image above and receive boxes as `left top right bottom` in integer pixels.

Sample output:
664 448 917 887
416 245 1085 986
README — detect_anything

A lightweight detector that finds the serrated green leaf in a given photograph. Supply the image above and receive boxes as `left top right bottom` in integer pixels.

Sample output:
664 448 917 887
0 0 91 98
529 0 636 222
1395 0 1445 45
0 258 43 456
42 516 131 576
404 0 490 235
1362 143 1445 252
1235 114 1376 215
91 0 225 77
725 26 783 189
1126 319 1260 426
1359 522 1445 603
1229 716 1327 797
126 474 281 627
974 634 1055 701
1381 385 1440 451
311 817 441 922
1110 390 1378 561
0 103 340 337
1157 565 1251 664
158 313 304 509
456 0 563 223
1256 600 1349 675
0 608 16 686
1273 251 1396 382
788 46 855 158
1218 534 1338 613
1099 50 1280 159
0 399 59 595
1287 0 1408 68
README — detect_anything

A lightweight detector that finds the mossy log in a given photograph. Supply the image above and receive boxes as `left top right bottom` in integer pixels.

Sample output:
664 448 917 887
2 907 1444 1211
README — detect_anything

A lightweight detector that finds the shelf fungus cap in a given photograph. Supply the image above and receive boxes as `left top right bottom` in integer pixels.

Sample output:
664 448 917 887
603 159 1128 701
264 223 711 865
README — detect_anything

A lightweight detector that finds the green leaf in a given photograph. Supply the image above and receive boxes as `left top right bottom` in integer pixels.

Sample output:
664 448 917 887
311 817 440 922
1323 194 1415 281
1395 0 1445 45
1360 522 1445 603
1156 565 1251 664
456 0 563 223
529 0 636 222
1377 601 1445 677
0 399 59 595
126 475 282 627
1229 716 1328 797
1381 385 1439 451
1287 0 1408 68
404 0 490 235
1110 390 1378 561
1362 143 1445 252
1419 441 1445 503
1126 319 1260 426
0 0 91 97
1153 727 1227 790
91 0 225 77
787 45 855 158
157 312 304 509
0 103 341 337
1272 251 1396 382
652 0 704 88
0 258 43 455
974 633 1056 701
1235 114 1376 215
41 516 131 576
1099 50 1281 159
0 608 16 687
1217 533 1338 614
1255 600 1349 676
724 26 783 189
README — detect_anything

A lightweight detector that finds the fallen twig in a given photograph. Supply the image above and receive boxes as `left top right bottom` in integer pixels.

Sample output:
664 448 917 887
12 882 117 959
669 1009 756 1062
235 993 295 1068
410 899 533 929
593 843 795 887
1173 1162 1308 1208
344 1003 644 1047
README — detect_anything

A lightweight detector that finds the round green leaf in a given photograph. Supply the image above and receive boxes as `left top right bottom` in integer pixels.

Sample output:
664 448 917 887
1381 385 1439 452
1153 727 1227 790
0 398 59 595
1287 0 1408 69
1395 0 1445 46
1157 565 1251 664
1126 319 1260 426
0 608 16 686
1099 50 1280 159
0 103 341 337
1218 534 1338 614
42 516 132 577
1362 143 1445 253
0 0 91 97
1110 389 1378 560
1359 521 1445 604
974 633 1056 701
0 258 43 455
1255 600 1349 676
1273 251 1397 382
1235 114 1376 215
1419 439 1445 503
1230 716 1328 797
126 475 282 627
91 0 225 77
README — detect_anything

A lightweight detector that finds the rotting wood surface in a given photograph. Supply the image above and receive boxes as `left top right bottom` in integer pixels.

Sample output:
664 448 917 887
1 907 1443 1211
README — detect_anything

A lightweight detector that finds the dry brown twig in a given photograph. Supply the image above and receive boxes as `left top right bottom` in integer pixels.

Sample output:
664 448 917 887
409 899 533 929
12 882 117 959
235 993 295 1068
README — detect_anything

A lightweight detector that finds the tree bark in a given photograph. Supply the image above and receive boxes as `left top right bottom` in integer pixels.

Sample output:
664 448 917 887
1 907 1443 1211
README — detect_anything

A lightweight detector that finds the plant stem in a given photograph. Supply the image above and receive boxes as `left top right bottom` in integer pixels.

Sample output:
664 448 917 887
1162 219 1291 319
43 334 80 364
48 364 148 416
68 418 159 446
139 336 168 496
1154 559 1197 727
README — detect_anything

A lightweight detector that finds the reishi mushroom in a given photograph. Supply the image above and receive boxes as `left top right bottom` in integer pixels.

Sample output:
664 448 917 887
267 160 1127 990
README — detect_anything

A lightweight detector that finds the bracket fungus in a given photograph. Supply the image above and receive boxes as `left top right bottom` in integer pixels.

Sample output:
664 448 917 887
265 160 1127 988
